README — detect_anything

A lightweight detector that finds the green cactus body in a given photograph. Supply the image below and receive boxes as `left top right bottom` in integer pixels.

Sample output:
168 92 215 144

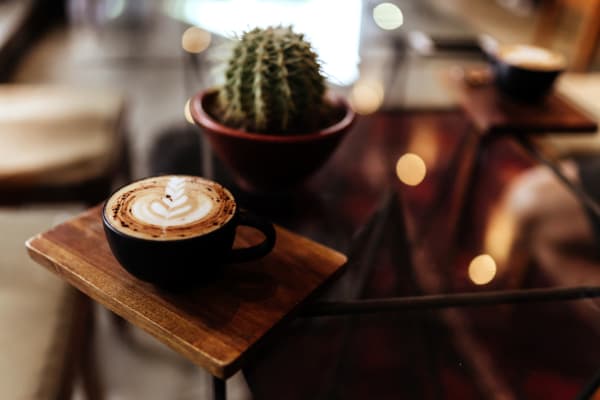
217 26 328 134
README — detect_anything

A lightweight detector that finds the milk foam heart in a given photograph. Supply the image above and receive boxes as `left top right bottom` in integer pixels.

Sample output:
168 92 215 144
104 176 236 240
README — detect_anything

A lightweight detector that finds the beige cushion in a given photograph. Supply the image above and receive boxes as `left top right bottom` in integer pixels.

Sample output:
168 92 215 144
0 206 82 400
0 85 123 187
533 73 600 156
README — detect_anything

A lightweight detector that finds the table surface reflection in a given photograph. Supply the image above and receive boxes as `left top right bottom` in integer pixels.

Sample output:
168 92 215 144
213 110 600 400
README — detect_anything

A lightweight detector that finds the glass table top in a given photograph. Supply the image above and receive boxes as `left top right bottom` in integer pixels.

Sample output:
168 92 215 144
208 109 600 400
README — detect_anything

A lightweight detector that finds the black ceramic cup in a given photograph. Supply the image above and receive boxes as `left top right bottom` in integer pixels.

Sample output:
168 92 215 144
102 177 276 289
492 44 566 102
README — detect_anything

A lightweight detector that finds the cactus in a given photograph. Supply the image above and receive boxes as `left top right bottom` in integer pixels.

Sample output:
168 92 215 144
216 26 330 134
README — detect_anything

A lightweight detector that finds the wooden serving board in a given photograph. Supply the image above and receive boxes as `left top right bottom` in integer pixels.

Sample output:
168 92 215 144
447 75 597 135
26 206 347 378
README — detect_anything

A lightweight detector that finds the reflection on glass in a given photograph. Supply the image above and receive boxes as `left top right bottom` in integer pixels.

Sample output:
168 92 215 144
373 2 404 30
406 121 439 167
485 205 517 268
468 254 497 285
349 78 384 115
396 153 426 186
181 26 212 53
184 98 194 124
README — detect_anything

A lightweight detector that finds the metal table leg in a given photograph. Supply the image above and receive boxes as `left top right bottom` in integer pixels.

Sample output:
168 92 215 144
517 135 600 218
213 376 226 400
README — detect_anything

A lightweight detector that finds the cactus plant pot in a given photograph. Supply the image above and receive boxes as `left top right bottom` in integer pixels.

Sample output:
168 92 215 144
191 89 355 192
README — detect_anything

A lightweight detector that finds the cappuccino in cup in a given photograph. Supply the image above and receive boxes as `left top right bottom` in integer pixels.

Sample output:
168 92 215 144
103 175 276 289
492 44 565 102
104 175 236 240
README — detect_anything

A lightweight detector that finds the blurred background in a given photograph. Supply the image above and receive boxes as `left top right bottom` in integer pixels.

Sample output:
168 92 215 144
7 0 599 180
2 0 600 399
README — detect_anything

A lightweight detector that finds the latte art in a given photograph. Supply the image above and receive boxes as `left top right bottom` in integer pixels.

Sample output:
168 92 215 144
131 177 213 227
105 176 236 240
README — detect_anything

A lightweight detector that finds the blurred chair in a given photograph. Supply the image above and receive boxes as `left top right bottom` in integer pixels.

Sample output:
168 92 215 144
0 85 127 203
0 85 126 399
534 0 600 71
499 73 600 333
0 0 64 80
0 207 84 399
499 159 600 332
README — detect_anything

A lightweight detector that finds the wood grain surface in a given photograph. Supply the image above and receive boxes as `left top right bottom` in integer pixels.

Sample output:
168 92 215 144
26 205 347 378
450 79 597 135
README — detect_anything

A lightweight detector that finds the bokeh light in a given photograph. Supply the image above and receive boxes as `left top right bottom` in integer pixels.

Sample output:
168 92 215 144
349 78 384 115
396 153 426 186
407 31 434 55
184 98 194 124
373 3 404 30
407 121 439 167
105 0 126 20
485 206 517 267
181 26 212 53
468 254 497 285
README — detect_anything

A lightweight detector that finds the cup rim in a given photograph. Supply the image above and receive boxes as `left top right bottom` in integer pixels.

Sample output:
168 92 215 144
495 43 566 72
102 175 237 243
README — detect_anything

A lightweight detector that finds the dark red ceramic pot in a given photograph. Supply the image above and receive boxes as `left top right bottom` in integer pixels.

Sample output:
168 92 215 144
190 89 355 191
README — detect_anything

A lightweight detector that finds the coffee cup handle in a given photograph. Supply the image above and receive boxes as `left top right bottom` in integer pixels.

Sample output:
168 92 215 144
228 210 276 263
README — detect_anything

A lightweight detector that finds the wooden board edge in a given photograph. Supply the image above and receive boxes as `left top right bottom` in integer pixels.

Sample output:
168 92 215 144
222 257 350 378
25 221 350 379
25 235 234 378
274 225 349 266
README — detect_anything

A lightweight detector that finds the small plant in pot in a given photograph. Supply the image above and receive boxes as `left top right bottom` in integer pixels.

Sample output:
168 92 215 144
190 26 355 191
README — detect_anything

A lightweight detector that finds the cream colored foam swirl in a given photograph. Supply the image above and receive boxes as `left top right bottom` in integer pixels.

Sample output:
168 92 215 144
130 177 213 227
131 193 211 227
105 175 236 240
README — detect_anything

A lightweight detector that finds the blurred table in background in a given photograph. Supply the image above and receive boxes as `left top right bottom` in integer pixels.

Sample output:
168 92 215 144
0 85 127 204
448 75 597 136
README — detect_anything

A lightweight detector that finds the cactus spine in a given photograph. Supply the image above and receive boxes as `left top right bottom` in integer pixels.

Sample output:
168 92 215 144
217 26 328 134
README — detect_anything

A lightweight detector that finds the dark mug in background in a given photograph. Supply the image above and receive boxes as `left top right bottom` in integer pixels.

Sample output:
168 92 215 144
490 43 566 102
